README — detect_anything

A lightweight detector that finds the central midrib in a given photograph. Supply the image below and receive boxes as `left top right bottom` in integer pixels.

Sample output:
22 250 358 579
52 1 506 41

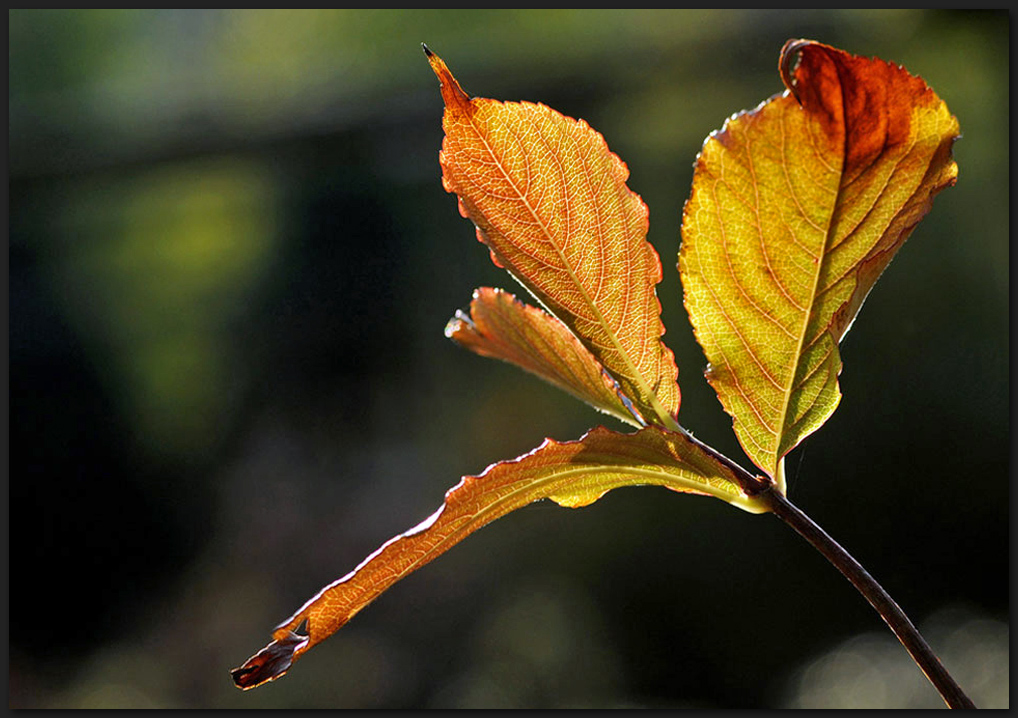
772 74 849 473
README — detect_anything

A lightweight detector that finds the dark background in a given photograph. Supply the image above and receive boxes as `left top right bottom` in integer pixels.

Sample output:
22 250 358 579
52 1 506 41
9 9 1009 708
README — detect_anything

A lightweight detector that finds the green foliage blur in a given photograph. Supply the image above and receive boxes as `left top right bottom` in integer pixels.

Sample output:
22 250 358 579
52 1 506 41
9 9 1008 708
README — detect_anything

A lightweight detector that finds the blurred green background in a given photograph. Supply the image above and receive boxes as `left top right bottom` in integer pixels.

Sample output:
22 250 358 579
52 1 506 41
9 9 1008 708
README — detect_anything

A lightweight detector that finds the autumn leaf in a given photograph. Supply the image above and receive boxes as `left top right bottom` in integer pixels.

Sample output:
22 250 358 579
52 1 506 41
230 424 768 689
446 287 641 427
426 47 681 430
679 39 959 485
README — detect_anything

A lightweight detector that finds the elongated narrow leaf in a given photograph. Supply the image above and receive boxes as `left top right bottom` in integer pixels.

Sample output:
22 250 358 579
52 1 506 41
231 425 767 689
426 48 681 429
679 39 959 483
446 287 641 427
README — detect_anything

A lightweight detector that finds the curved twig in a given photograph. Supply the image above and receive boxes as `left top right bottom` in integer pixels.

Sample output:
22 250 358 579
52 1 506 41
759 488 976 709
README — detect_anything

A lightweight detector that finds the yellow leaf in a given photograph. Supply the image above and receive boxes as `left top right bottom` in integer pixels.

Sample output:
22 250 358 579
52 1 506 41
679 40 959 486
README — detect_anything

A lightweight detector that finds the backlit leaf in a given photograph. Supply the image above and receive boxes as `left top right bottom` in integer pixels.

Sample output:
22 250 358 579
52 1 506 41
679 39 959 484
446 286 641 427
427 47 681 429
231 425 767 689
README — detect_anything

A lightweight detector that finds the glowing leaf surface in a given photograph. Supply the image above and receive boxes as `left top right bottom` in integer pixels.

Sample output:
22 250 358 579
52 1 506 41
428 48 681 428
679 39 959 482
446 287 640 427
231 425 765 689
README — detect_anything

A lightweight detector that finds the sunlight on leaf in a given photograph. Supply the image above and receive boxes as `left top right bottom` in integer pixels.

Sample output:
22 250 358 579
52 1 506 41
231 424 767 689
679 39 959 484
446 287 641 428
427 47 681 430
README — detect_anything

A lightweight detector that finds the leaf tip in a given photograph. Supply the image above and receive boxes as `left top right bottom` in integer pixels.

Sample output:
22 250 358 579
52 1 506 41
779 38 819 105
425 46 471 112
444 309 472 340
230 630 309 691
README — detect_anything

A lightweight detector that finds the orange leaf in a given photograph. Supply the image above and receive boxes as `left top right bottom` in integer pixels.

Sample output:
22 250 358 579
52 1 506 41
446 286 641 427
231 425 766 689
426 47 681 430
679 40 959 484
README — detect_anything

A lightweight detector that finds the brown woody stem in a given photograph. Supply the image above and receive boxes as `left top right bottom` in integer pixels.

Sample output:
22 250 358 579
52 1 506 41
757 488 976 709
